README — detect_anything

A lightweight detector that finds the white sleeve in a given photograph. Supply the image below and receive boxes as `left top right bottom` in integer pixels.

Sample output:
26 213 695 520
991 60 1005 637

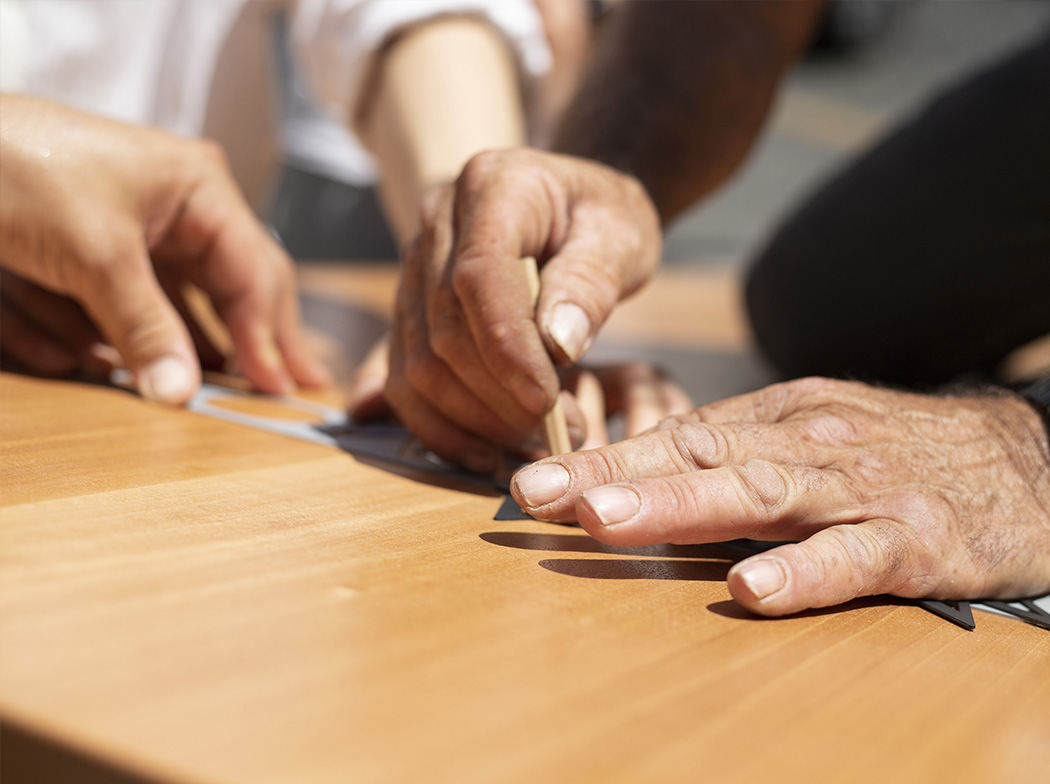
289 0 552 122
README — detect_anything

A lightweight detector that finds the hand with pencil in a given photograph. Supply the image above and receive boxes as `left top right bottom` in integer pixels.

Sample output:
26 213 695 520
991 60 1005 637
372 148 686 472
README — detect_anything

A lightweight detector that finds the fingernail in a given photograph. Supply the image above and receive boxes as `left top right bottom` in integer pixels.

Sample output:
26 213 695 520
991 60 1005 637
514 463 570 507
512 374 550 416
545 302 592 362
735 559 786 601
139 356 195 404
582 486 640 526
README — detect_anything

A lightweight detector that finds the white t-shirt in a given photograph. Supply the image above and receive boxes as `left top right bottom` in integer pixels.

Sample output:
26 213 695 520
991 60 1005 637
0 0 551 203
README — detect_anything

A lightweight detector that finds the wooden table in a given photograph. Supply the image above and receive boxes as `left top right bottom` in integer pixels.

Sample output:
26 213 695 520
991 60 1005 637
2 263 1048 784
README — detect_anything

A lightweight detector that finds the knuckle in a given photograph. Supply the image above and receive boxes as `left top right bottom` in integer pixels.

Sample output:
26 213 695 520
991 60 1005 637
790 376 835 394
751 384 791 421
666 423 729 468
852 524 905 577
886 487 952 528
80 225 144 287
790 376 849 398
457 150 507 192
735 460 791 515
487 318 529 357
448 258 484 306
803 530 860 591
825 523 919 596
798 411 860 445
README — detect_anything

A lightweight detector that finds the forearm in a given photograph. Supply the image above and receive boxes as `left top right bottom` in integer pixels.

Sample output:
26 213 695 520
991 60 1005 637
554 0 824 224
357 16 527 245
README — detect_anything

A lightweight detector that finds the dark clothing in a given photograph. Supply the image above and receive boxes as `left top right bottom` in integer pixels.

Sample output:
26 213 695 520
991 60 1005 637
268 164 399 262
746 31 1050 388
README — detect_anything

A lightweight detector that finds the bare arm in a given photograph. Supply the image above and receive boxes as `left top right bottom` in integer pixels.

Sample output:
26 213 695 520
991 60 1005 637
356 16 527 245
556 0 824 224
373 1 825 466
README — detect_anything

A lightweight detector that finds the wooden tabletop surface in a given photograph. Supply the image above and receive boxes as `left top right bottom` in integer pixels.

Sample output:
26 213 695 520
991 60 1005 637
2 263 1048 784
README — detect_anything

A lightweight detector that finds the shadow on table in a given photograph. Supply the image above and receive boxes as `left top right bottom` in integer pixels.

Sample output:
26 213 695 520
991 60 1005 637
480 529 920 621
1 718 161 784
479 530 771 585
705 596 910 623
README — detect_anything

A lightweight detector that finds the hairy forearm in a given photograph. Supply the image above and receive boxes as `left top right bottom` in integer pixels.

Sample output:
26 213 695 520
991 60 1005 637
357 17 526 245
554 0 824 224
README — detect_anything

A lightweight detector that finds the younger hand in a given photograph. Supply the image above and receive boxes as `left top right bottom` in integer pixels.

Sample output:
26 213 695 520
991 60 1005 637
0 94 328 402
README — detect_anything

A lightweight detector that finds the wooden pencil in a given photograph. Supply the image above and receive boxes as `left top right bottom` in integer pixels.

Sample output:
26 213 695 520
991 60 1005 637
521 256 573 455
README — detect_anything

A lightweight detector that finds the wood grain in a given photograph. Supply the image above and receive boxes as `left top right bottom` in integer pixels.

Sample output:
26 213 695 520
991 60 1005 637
2 265 1048 784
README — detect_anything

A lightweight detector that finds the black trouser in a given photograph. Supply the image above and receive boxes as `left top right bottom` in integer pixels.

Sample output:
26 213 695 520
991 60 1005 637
745 30 1050 388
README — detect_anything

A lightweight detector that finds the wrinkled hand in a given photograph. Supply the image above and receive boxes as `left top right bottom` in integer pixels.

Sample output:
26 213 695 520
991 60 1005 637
510 377 1050 615
386 148 662 470
352 331 692 468
0 93 328 403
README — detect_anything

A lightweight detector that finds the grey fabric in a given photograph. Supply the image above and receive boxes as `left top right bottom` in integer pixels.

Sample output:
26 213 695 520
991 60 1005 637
268 163 399 261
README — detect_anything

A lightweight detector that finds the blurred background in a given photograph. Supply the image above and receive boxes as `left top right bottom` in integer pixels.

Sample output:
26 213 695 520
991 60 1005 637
660 0 1050 269
270 0 1050 272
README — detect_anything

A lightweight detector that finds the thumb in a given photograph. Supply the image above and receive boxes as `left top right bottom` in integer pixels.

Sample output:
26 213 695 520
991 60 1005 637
726 521 920 616
536 219 659 366
79 236 200 404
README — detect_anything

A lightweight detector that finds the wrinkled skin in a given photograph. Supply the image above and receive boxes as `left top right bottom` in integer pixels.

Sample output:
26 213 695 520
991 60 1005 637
511 377 1050 616
0 94 328 403
382 149 662 470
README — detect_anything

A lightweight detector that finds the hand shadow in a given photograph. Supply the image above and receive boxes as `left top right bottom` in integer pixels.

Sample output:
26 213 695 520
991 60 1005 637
481 529 914 623
481 530 737 583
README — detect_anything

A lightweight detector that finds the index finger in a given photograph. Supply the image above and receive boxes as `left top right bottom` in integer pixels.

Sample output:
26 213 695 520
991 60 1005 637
511 418 829 521
445 152 569 415
168 179 328 393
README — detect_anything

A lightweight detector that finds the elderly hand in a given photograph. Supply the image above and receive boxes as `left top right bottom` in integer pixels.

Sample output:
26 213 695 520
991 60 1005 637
510 377 1050 615
385 148 662 470
351 332 692 469
0 94 328 403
